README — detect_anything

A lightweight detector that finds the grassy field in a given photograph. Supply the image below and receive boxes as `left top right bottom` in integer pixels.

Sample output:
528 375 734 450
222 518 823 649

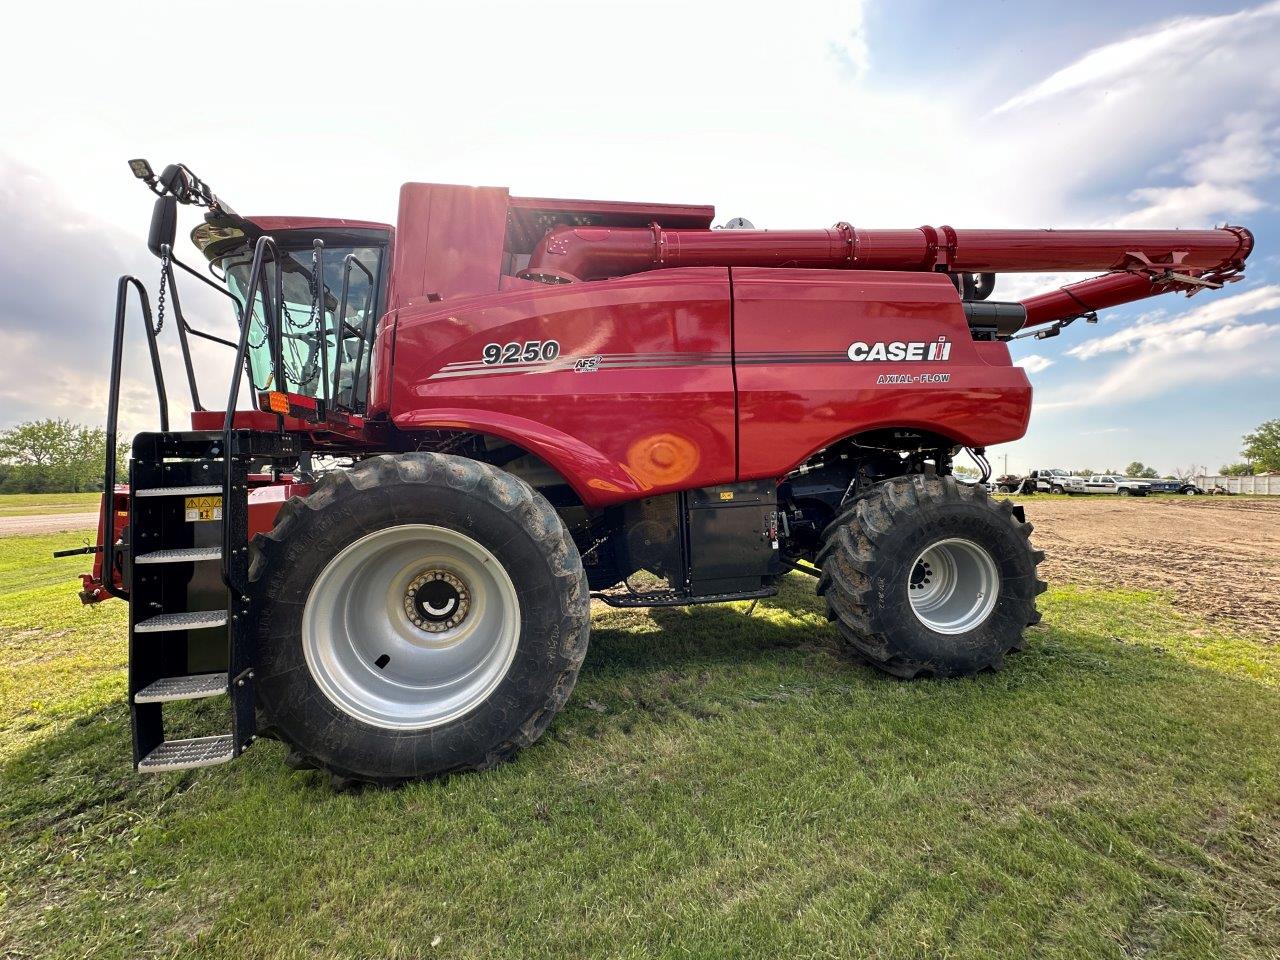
2 530 1278 959
0 492 101 518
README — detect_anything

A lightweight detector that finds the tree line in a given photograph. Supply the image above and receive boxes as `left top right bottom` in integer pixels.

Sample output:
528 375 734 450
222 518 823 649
0 420 123 493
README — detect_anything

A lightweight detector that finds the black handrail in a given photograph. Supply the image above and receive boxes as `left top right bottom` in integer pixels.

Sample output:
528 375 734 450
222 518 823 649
313 240 330 409
101 275 169 600
159 245 202 411
332 253 375 411
347 256 378 414
221 234 281 590
271 245 285 398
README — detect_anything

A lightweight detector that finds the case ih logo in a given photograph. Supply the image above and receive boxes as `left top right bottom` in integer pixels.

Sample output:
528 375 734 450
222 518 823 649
847 336 952 362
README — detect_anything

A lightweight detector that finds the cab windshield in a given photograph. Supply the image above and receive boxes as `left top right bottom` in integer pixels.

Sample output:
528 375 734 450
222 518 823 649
221 242 383 409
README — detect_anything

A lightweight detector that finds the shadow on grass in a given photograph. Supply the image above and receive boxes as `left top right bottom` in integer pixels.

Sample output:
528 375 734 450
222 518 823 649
579 576 838 670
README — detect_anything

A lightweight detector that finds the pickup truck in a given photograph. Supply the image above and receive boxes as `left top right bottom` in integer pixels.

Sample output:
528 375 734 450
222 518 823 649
1060 475 1152 496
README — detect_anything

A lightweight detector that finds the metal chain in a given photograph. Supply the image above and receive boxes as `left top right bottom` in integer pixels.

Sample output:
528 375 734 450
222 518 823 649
153 251 169 336
278 247 323 386
282 248 322 330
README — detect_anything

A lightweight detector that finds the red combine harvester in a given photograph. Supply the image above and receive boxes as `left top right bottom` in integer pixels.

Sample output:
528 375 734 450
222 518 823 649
75 160 1253 785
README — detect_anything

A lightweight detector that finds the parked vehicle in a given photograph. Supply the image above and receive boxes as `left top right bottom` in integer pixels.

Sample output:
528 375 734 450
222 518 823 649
994 474 1024 494
992 469 1070 494
1061 475 1152 496
1147 478 1203 495
70 160 1252 785
1034 468 1074 493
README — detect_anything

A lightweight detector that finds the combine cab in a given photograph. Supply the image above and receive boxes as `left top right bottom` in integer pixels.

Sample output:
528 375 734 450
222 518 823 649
76 160 1253 784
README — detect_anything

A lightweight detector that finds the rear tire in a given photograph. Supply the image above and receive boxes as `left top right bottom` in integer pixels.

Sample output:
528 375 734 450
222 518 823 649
816 475 1045 679
248 453 590 784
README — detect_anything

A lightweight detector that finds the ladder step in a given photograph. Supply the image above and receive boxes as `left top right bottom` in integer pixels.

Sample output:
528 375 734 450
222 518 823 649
134 546 223 565
135 610 228 633
138 736 235 772
135 485 222 497
134 673 227 703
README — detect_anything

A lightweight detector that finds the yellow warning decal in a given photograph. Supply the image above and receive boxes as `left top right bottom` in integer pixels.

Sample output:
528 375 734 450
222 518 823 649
719 491 734 501
184 496 223 522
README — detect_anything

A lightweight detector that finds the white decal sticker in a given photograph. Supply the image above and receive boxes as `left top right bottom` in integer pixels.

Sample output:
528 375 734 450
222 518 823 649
848 336 951 362
876 373 952 385
481 340 561 365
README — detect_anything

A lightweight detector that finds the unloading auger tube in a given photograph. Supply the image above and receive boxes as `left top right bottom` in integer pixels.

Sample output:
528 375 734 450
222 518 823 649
521 221 1254 332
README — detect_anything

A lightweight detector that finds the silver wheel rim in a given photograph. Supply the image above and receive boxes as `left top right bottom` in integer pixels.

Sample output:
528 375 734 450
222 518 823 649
907 537 1000 634
302 524 520 730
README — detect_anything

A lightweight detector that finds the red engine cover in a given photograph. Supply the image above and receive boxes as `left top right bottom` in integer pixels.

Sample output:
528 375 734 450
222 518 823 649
388 267 1030 507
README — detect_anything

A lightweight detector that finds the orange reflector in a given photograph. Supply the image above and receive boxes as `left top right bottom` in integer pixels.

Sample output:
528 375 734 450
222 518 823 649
265 391 290 414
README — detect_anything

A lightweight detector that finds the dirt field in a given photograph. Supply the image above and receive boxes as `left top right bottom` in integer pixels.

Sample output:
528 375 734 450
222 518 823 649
1021 495 1280 640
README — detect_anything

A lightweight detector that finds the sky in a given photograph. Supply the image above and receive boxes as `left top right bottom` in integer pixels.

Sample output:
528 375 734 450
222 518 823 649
0 0 1276 477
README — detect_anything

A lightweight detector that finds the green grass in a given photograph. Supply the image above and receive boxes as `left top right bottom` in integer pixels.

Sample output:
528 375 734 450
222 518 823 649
2 532 1278 959
0 492 101 518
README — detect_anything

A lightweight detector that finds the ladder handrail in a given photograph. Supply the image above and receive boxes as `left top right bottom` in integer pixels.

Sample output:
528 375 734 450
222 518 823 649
331 253 375 412
221 234 282 590
221 234 282 434
345 255 377 414
101 275 169 601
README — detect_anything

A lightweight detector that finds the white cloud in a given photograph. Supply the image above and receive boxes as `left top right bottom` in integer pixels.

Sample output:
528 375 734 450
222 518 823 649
993 3 1280 115
1109 116 1279 228
1017 354 1054 374
1111 182 1268 229
1181 117 1280 185
1042 321 1280 410
1066 284 1280 360
827 2 871 79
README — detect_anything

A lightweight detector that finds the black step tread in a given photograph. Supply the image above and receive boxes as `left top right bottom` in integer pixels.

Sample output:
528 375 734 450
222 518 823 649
134 546 223 565
138 736 234 772
134 485 222 497
134 673 227 703
593 586 778 608
134 610 228 633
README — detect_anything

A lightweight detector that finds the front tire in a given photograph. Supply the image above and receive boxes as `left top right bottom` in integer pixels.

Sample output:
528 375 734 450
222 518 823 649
248 453 590 784
816 475 1045 679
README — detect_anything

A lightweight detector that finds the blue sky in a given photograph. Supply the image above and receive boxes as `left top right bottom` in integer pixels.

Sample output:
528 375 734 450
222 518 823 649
0 0 1275 476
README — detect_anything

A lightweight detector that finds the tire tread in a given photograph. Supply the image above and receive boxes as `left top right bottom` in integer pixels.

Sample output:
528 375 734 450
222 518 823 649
249 453 589 786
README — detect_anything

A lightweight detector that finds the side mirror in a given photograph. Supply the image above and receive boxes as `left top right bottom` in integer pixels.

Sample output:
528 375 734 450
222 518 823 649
148 195 177 258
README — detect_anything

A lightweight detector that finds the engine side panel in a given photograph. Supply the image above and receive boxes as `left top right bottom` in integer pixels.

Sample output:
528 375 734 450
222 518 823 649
390 268 736 507
732 268 1032 479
